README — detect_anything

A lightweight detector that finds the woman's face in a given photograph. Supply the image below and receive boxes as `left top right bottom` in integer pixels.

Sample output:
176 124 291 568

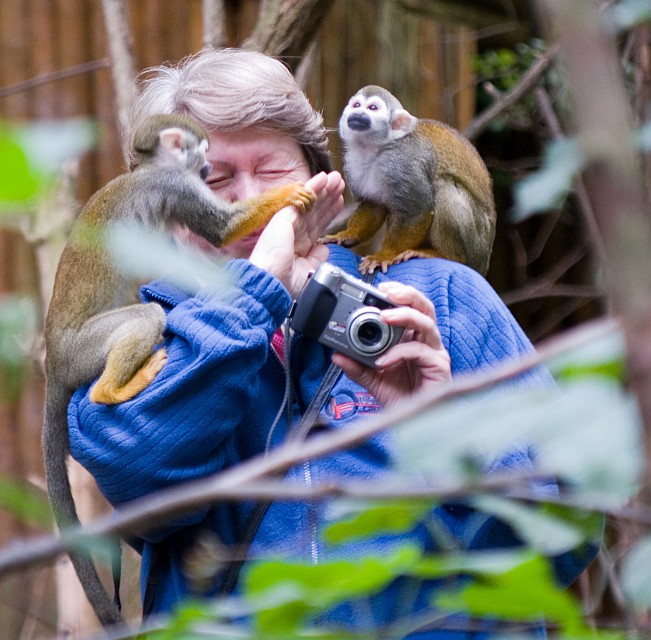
175 127 312 259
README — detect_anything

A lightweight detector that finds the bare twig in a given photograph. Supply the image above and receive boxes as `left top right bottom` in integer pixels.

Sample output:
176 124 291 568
244 0 335 74
501 244 596 305
464 45 559 141
202 0 226 49
0 60 110 99
0 316 619 576
534 86 608 266
502 283 603 306
100 0 136 162
539 0 651 492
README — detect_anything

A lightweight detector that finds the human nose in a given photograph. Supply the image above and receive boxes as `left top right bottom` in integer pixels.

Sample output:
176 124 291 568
225 172 259 202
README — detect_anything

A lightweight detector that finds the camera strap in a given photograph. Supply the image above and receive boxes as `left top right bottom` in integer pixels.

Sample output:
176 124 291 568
217 270 377 598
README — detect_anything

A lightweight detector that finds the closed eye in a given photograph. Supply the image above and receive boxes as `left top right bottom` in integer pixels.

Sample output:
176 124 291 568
206 175 232 189
256 168 294 179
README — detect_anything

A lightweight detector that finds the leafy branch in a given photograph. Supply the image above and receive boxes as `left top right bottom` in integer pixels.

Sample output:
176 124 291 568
0 315 619 577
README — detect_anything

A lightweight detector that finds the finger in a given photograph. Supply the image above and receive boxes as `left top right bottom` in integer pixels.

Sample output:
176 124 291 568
380 305 443 351
374 340 451 376
324 171 345 195
304 243 330 265
305 171 327 193
331 352 375 387
378 282 436 320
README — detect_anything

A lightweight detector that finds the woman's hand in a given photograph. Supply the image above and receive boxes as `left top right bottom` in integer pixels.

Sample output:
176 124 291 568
250 171 345 297
332 282 451 407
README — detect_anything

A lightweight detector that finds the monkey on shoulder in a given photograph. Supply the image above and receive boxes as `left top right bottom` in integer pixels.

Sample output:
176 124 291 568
42 113 315 626
321 85 496 275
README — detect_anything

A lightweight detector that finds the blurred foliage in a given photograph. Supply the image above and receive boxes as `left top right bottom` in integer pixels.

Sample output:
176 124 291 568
474 39 570 134
0 294 38 402
5 6 651 632
0 118 96 214
129 320 641 639
0 475 50 530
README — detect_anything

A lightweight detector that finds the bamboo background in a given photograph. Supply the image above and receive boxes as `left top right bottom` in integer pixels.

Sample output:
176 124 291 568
0 1 599 636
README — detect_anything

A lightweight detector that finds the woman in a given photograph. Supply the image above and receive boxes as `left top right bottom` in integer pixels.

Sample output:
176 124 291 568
69 48 594 636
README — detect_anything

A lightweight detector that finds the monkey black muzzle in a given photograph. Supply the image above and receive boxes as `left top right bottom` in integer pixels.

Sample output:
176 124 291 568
200 162 212 181
347 113 372 131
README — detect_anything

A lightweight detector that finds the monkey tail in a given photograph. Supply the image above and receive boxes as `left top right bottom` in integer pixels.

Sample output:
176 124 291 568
42 384 124 627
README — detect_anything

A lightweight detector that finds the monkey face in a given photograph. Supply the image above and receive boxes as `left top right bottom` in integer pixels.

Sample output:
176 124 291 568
339 88 416 148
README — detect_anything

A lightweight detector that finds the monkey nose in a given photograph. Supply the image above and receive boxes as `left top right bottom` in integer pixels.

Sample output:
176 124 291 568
200 162 212 181
347 113 371 131
348 113 371 131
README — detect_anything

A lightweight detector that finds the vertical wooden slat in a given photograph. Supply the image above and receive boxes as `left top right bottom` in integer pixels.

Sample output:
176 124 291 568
418 19 445 120
0 0 31 117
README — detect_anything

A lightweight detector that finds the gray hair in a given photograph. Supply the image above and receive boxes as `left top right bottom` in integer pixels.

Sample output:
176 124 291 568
127 48 332 174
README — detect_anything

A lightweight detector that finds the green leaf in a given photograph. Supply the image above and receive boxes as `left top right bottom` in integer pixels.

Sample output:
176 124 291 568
607 0 651 32
0 295 38 400
0 118 97 211
0 131 42 206
394 378 643 508
105 222 231 291
324 500 432 545
436 554 585 632
14 117 98 174
513 138 584 221
0 475 50 529
548 325 626 382
471 495 584 555
621 534 651 610
412 549 533 580
244 546 421 632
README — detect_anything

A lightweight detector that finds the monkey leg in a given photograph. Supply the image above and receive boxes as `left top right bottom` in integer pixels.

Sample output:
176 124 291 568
221 183 316 245
319 202 387 247
90 347 167 404
71 302 167 405
358 213 433 274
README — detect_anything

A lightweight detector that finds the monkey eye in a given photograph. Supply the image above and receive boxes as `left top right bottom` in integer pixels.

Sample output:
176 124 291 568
352 101 362 108
368 104 379 111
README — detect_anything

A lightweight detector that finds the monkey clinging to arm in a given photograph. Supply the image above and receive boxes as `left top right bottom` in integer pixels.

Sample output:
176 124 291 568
321 85 496 275
42 113 315 627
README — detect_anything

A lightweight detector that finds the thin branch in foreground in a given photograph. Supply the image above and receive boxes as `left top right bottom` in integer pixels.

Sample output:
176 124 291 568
0 316 620 578
0 60 110 99
463 45 559 141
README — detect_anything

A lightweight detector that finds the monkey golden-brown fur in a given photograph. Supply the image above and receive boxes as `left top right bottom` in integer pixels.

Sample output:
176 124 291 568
43 114 315 626
321 85 496 275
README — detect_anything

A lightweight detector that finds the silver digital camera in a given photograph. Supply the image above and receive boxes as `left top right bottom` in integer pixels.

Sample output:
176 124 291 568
289 262 403 368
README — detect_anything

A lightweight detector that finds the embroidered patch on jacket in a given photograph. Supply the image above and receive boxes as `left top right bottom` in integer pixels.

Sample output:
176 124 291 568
326 390 381 420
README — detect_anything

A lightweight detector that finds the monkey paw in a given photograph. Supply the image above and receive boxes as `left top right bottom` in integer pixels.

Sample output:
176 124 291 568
141 348 168 382
318 233 360 247
359 253 400 274
288 184 316 213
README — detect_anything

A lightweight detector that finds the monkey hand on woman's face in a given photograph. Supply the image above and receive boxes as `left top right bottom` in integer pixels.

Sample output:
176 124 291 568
321 85 496 275
41 113 315 627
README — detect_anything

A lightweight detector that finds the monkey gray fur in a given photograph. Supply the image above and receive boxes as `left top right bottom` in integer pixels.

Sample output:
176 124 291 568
321 85 496 275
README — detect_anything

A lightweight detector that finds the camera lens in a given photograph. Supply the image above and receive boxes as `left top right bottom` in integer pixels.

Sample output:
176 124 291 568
357 320 383 346
348 307 393 355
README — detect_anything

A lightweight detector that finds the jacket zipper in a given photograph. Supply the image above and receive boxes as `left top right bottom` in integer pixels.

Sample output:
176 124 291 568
273 332 320 564
303 460 319 564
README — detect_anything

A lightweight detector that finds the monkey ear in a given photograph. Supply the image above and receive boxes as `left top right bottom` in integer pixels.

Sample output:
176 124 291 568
159 127 186 151
390 109 416 139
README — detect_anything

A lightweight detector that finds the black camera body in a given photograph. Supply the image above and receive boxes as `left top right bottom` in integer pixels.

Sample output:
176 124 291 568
290 262 403 368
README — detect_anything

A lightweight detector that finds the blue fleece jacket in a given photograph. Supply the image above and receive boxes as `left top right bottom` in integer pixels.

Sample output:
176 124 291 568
68 246 595 637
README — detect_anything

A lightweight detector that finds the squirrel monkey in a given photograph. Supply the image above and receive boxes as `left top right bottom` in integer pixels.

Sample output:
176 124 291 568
321 85 496 274
42 114 315 626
